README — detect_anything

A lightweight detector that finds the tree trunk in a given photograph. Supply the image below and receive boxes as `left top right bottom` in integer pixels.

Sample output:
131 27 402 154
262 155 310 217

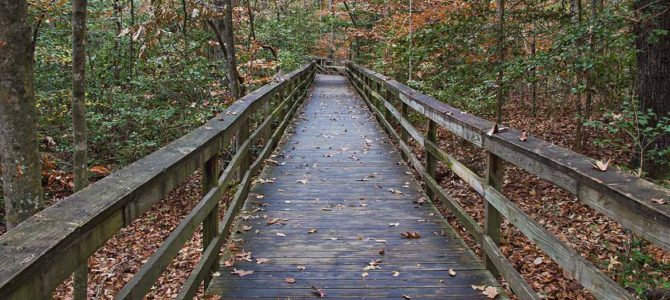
218 0 242 99
71 0 89 296
495 0 506 124
0 0 45 228
129 0 135 83
635 0 670 179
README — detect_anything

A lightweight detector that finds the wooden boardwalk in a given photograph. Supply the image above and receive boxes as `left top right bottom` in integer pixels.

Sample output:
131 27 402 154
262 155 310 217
207 75 501 299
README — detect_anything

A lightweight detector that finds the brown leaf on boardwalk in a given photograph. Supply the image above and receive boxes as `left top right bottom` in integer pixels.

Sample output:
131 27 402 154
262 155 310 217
403 295 412 299
224 257 235 267
401 231 420 239
483 286 499 299
256 258 270 264
308 228 318 234
448 268 456 276
231 269 254 277
311 287 326 298
285 277 296 284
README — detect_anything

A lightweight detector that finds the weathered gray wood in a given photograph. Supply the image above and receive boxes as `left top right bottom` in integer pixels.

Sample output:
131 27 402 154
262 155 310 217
425 120 437 201
483 153 503 277
0 63 314 299
176 68 315 299
201 155 219 289
349 63 670 253
207 75 500 299
483 186 632 299
481 236 540 300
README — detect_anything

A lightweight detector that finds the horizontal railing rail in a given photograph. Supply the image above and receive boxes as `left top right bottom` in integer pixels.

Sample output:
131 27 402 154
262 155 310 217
0 62 315 299
346 62 670 300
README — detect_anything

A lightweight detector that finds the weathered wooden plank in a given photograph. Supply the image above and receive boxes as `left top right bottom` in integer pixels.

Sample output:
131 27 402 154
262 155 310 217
206 74 500 299
481 236 540 300
0 64 314 299
483 186 632 299
350 63 670 253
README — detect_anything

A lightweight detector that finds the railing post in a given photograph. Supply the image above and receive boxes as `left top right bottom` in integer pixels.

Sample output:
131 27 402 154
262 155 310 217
201 154 219 288
262 96 271 142
425 120 437 200
483 152 503 277
236 117 250 179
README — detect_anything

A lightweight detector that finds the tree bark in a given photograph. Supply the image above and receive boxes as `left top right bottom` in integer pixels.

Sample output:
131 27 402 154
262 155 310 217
0 0 45 228
634 0 670 179
217 0 242 99
495 0 506 124
72 0 89 297
113 0 122 82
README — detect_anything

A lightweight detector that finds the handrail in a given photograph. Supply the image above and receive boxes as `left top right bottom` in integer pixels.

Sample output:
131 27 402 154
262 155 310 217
345 62 670 300
0 62 315 299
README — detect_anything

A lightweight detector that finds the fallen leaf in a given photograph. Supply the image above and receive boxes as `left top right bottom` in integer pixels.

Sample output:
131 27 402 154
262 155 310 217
297 179 308 184
308 228 318 234
224 257 235 267
378 249 385 255
296 265 306 271
311 287 326 298
361 272 369 278
276 232 286 237
651 198 667 205
231 269 254 277
483 286 499 299
285 277 296 284
589 158 610 172
90 165 111 176
241 225 253 231
487 124 498 136
402 295 412 299
519 130 528 141
388 188 403 195
472 285 486 291
393 271 400 277
389 222 400 227
212 271 221 277
401 231 421 239
448 268 456 277
256 258 270 264
533 257 543 265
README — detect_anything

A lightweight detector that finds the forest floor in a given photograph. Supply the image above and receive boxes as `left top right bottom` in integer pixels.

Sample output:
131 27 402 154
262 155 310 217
1 89 669 299
423 96 670 299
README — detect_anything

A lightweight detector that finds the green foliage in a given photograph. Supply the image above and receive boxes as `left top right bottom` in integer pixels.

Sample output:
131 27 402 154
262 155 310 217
616 238 670 297
586 99 670 176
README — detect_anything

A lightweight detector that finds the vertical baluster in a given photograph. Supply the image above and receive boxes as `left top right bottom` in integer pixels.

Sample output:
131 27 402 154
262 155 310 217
483 152 503 277
237 117 250 179
263 95 271 143
201 154 219 288
425 120 437 200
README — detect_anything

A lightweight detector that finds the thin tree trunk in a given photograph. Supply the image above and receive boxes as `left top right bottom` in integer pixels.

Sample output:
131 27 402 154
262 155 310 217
71 0 89 297
129 0 135 83
220 0 243 98
113 0 122 82
635 0 670 178
495 0 506 124
0 0 45 228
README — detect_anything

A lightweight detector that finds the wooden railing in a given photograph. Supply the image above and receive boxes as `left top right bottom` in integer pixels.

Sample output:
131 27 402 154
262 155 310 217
0 62 315 299
346 62 670 300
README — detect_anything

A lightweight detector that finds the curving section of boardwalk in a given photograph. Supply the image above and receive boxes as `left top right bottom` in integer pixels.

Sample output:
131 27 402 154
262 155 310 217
207 75 502 299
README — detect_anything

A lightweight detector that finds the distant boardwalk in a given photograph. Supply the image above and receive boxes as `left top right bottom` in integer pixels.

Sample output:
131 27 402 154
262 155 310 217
207 75 502 299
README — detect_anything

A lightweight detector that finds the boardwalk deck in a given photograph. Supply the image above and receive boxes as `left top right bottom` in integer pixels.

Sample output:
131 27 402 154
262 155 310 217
207 75 502 299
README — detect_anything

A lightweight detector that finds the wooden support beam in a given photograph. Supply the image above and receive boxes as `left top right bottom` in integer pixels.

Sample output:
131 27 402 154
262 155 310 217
483 153 503 277
201 155 219 289
425 120 437 200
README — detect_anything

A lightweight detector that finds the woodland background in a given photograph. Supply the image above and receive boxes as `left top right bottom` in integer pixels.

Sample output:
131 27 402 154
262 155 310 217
0 0 669 299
